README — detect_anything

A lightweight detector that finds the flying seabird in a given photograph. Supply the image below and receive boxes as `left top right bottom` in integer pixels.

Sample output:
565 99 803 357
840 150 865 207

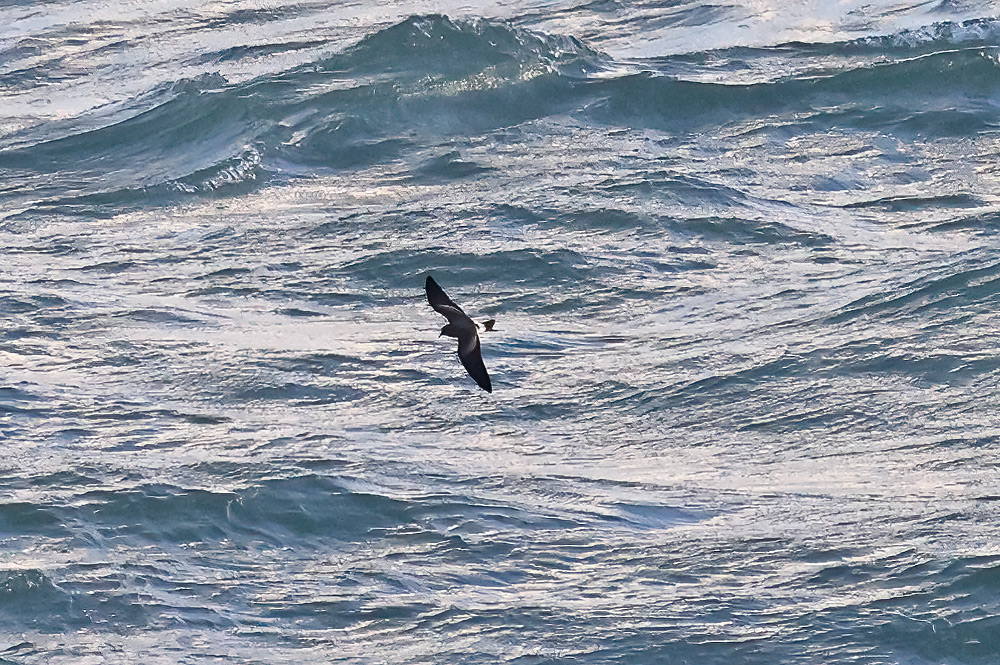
425 275 492 392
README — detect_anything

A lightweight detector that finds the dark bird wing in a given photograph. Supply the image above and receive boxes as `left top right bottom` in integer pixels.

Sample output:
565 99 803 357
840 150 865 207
426 275 466 317
458 335 492 393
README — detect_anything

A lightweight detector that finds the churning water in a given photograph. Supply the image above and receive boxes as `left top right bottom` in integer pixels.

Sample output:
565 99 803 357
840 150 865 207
2 1 1000 663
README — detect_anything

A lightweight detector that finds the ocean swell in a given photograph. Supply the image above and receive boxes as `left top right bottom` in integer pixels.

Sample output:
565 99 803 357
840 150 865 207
3 15 999 221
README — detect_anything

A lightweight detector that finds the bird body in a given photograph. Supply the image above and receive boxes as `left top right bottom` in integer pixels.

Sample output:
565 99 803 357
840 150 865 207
425 275 492 392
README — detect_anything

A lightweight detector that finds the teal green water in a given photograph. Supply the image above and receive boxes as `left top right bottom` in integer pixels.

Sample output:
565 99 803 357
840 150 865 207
2 2 1000 663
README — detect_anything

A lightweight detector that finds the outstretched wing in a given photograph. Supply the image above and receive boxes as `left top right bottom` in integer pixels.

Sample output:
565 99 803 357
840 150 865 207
426 275 466 318
458 335 492 393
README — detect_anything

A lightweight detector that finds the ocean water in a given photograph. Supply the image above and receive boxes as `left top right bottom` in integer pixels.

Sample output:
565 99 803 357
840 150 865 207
2 0 1000 662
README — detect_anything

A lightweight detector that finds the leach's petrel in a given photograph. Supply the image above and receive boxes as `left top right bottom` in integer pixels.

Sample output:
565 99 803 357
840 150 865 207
425 275 492 393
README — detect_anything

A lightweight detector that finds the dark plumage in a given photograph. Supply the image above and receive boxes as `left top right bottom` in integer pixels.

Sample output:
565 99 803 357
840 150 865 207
425 275 492 392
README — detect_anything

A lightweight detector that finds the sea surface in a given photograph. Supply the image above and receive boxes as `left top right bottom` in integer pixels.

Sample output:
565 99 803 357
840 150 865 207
2 1 1000 663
